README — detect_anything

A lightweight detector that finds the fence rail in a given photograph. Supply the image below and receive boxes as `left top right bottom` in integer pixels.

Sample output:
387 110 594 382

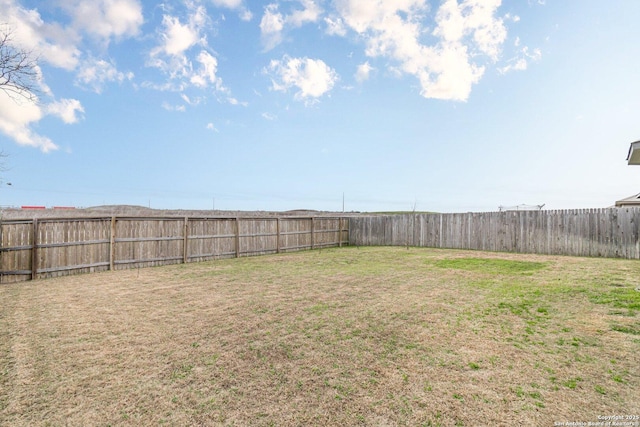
0 216 349 283
349 208 640 259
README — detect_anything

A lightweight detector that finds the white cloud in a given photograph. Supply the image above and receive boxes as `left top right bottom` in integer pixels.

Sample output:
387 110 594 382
60 0 143 42
239 9 253 21
3 0 143 72
418 44 485 101
0 91 85 152
333 0 507 101
46 98 85 124
211 0 243 7
180 93 204 106
260 0 322 50
324 16 346 36
498 58 527 73
190 51 222 89
0 92 50 152
3 1 82 70
505 13 520 23
2 0 144 102
498 46 541 74
355 62 373 83
228 97 248 106
288 0 322 27
267 55 338 102
206 122 219 132
148 4 231 97
162 102 186 112
76 58 134 93
153 13 204 57
211 0 253 20
262 112 277 120
260 4 285 51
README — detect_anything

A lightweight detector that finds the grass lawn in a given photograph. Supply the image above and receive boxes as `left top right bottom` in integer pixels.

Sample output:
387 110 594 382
1 247 639 426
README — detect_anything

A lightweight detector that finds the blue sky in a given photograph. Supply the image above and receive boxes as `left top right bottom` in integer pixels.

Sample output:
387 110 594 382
1 0 639 212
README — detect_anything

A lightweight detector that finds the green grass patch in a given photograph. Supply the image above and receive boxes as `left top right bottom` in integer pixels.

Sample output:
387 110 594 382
434 258 547 275
611 323 640 335
564 377 582 390
594 385 607 395
589 287 640 311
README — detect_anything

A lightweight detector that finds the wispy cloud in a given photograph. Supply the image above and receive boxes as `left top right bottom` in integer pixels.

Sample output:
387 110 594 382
498 46 542 74
211 0 252 20
228 97 248 106
76 58 134 93
161 102 186 112
146 1 234 105
355 62 373 83
259 4 285 51
46 98 85 124
260 0 322 50
59 0 143 43
211 0 242 8
266 55 338 104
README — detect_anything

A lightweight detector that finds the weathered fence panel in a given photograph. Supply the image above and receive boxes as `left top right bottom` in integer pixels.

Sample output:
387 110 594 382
279 217 312 252
0 216 350 283
349 208 640 259
0 220 33 282
238 218 278 256
313 217 345 249
114 218 185 270
187 218 236 262
37 218 112 278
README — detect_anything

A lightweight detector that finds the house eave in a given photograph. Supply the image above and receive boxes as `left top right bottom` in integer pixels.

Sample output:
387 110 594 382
627 140 640 165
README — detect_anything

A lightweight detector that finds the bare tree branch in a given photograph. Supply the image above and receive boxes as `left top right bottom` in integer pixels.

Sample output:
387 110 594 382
0 25 40 103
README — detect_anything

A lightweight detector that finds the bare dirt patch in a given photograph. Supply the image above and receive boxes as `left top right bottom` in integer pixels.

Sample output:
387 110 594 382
1 247 639 426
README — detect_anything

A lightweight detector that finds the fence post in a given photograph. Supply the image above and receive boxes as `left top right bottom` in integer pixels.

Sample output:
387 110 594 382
413 213 417 247
276 218 281 254
31 218 38 280
235 217 240 258
310 217 315 250
109 216 116 270
183 217 189 264
338 218 342 248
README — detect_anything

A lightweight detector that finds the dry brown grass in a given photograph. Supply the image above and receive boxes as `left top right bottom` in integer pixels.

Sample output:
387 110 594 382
1 247 639 426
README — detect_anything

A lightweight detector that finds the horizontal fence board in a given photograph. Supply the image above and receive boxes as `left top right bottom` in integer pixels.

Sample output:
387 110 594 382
1 270 32 276
0 216 350 283
38 262 111 274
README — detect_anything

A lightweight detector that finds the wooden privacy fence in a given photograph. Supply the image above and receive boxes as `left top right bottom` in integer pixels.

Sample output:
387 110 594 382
350 208 640 259
0 216 349 283
4 208 640 283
